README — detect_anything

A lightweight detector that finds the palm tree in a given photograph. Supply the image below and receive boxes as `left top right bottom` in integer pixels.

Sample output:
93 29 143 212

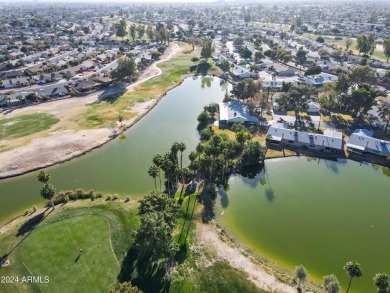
323 274 341 293
373 273 389 293
178 142 186 170
162 153 175 197
37 170 51 184
152 154 163 192
294 265 308 293
117 115 123 128
40 183 56 209
343 261 362 293
148 165 159 191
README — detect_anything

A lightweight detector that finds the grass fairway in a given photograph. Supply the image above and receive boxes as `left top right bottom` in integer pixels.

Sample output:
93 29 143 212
19 215 118 293
0 113 58 140
0 201 139 293
76 42 221 129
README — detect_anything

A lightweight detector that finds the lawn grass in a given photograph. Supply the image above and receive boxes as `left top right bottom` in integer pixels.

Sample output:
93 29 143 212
19 215 118 293
171 188 268 293
0 113 59 140
171 260 268 293
110 21 151 42
304 34 388 62
0 201 139 293
76 42 220 129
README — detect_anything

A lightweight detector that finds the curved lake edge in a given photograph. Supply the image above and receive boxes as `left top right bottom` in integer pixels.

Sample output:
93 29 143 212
0 72 214 181
210 219 322 291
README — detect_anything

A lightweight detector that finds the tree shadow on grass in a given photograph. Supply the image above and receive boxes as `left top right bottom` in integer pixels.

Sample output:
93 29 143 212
189 62 212 76
118 248 168 293
16 210 47 237
0 208 53 268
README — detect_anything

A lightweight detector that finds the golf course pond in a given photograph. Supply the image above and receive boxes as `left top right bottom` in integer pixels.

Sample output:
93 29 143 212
216 157 390 292
0 76 230 224
1 76 389 292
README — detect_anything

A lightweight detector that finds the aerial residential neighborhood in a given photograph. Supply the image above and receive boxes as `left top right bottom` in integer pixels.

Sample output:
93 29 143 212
0 1 389 293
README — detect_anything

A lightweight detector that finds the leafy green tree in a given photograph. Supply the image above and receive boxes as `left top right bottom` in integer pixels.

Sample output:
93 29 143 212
345 38 353 52
37 170 51 184
129 24 136 42
219 59 230 73
40 183 56 209
146 25 154 41
295 47 307 72
240 46 252 59
373 273 389 293
383 38 390 62
235 130 251 148
197 110 210 124
316 36 325 43
231 79 261 101
323 274 341 293
305 65 322 76
294 265 308 292
349 84 376 117
241 141 264 165
378 100 390 133
109 282 142 293
115 19 127 40
348 65 376 87
136 25 145 40
133 191 180 271
111 58 136 81
200 39 213 59
254 50 265 62
343 261 362 293
277 85 312 126
356 34 376 56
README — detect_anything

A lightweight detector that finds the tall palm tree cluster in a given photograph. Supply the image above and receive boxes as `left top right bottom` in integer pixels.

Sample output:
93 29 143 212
149 141 188 197
295 261 390 293
149 125 265 197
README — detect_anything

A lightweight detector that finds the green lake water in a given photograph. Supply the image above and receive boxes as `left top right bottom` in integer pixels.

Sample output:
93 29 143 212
0 76 228 225
1 76 389 292
216 157 390 293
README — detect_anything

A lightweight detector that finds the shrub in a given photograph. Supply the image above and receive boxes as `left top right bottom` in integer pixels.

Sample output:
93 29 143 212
197 110 210 124
76 188 85 199
125 196 131 202
231 123 247 133
106 195 112 201
113 194 119 201
32 206 36 213
66 190 77 201
200 126 213 141
24 210 29 216
96 193 103 199
87 189 95 199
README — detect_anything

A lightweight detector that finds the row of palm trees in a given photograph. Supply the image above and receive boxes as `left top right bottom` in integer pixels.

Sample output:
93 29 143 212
295 261 389 293
148 141 188 196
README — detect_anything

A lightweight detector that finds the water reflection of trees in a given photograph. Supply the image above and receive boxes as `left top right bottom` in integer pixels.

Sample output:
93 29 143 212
201 76 213 89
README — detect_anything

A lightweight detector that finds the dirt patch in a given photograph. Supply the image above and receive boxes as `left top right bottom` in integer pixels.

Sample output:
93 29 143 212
0 44 181 179
0 128 112 178
197 223 296 293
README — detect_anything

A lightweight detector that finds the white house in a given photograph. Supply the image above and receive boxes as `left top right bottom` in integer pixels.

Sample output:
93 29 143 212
266 122 343 152
300 73 338 87
230 65 258 80
346 129 390 157
307 101 321 114
219 100 258 125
